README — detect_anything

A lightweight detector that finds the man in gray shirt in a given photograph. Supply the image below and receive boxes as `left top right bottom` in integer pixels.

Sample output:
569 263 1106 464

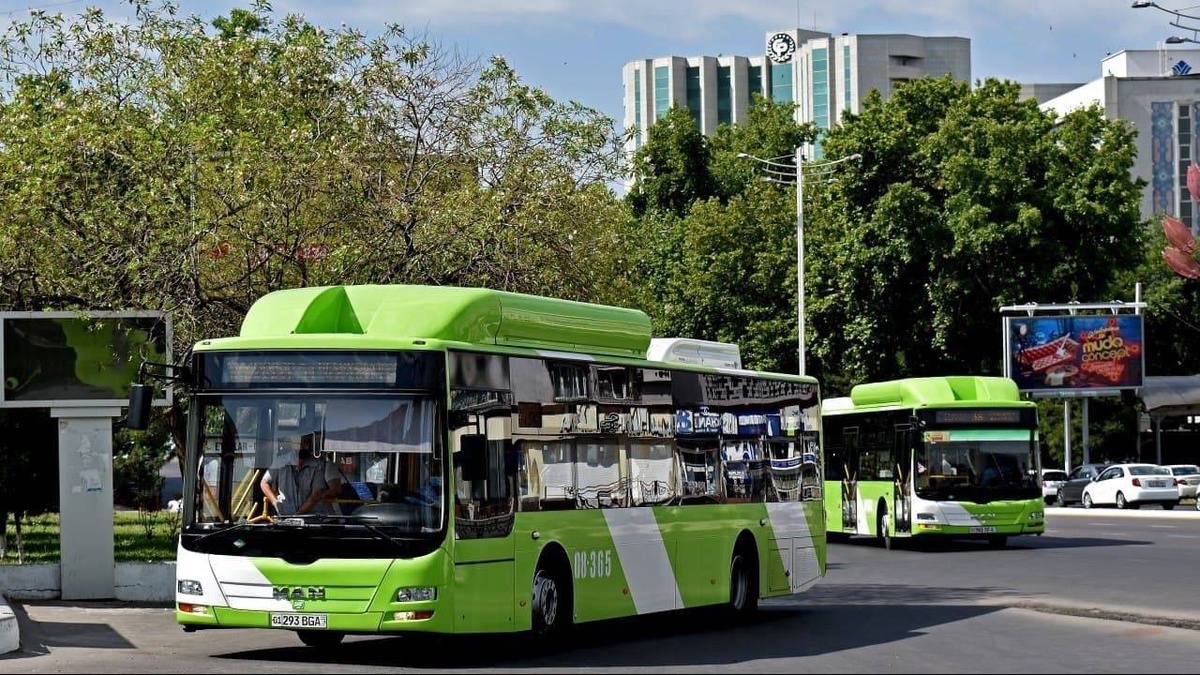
261 435 343 516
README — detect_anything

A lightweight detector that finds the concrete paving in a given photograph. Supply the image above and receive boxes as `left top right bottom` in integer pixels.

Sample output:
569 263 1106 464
1 503 1195 656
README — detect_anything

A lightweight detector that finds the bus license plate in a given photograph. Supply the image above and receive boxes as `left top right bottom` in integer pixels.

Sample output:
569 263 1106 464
270 613 327 629
969 526 997 534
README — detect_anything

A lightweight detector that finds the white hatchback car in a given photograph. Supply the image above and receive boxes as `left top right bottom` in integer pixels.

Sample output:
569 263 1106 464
1040 468 1069 505
1162 464 1200 501
1082 463 1179 510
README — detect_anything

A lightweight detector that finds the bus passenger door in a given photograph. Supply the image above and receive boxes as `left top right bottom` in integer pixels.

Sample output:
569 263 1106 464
451 420 517 633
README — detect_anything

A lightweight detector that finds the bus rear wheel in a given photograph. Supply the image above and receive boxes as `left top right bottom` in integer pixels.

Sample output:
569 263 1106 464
531 565 571 636
297 630 344 649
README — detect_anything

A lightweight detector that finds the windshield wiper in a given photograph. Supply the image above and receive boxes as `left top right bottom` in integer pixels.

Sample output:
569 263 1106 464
284 513 410 553
191 520 258 545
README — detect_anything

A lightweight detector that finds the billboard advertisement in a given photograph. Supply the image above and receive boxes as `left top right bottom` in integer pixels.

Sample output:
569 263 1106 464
1003 314 1144 395
0 311 171 408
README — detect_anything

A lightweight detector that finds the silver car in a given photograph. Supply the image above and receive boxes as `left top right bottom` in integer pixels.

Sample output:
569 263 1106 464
1040 468 1068 505
1163 464 1200 501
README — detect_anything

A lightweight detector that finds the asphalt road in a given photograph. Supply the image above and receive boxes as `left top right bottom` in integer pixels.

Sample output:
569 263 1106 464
3 508 1198 674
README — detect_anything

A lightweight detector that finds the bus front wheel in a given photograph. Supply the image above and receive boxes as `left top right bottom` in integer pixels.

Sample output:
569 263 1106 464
877 504 893 550
297 630 344 649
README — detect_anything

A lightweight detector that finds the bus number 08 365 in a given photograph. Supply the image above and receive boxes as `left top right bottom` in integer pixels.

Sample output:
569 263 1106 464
573 549 613 579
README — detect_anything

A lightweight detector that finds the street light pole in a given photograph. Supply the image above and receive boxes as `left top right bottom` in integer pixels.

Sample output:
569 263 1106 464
1133 1 1200 41
738 147 862 377
795 145 806 377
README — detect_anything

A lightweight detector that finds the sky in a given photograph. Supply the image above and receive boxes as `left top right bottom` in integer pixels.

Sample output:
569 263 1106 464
3 0 1194 130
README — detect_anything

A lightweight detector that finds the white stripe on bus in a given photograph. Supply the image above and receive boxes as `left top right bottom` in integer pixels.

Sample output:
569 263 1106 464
210 555 293 611
602 509 683 614
937 502 983 526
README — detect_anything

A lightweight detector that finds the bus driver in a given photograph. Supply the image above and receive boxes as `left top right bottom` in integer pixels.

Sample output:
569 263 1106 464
261 434 343 516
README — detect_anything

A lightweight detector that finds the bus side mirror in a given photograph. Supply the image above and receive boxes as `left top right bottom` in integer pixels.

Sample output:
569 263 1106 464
126 383 153 430
457 434 487 482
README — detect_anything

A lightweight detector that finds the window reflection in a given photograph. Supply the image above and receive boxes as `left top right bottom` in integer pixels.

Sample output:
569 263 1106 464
194 395 443 532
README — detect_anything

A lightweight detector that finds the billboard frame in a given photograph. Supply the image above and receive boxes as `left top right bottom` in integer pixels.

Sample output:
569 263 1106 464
999 301 1146 399
0 309 173 409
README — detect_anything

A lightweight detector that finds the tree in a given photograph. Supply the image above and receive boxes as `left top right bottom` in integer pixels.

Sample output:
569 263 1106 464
807 76 1146 393
0 2 635 523
1118 218 1200 375
624 98 816 372
0 2 633 353
625 106 715 219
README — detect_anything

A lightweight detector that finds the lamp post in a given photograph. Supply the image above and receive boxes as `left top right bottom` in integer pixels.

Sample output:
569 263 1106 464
1133 1 1200 40
737 148 862 376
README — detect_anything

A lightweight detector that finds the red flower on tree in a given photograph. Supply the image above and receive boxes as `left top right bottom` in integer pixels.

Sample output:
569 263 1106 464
1163 162 1200 279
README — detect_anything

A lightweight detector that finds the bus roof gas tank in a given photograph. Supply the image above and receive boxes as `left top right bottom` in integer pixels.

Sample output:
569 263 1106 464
647 338 743 369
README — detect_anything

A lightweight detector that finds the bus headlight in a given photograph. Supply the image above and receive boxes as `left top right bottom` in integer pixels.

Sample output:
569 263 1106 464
396 586 437 602
177 579 204 596
1029 511 1044 520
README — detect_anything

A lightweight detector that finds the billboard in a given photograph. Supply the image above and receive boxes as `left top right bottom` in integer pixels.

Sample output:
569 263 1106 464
0 311 171 408
1003 314 1144 395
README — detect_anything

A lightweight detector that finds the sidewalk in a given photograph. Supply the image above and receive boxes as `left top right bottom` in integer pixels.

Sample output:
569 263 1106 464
0 561 175 655
0 593 16 654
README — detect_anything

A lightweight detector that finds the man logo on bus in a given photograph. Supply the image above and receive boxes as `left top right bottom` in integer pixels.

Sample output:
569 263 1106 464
274 586 326 602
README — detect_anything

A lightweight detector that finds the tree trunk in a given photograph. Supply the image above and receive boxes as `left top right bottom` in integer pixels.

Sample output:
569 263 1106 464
14 511 24 564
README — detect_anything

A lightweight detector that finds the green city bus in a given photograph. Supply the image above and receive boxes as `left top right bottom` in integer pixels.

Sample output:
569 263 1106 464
821 376 1044 549
127 284 826 647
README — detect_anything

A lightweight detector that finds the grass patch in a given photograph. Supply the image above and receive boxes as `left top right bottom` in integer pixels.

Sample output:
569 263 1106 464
1 510 180 564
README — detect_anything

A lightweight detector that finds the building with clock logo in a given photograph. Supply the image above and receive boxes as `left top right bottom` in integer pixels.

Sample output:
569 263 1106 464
622 29 970 160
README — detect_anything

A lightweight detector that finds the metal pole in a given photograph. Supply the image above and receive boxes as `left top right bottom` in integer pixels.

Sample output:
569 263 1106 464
1064 399 1072 474
1082 398 1090 464
796 145 805 377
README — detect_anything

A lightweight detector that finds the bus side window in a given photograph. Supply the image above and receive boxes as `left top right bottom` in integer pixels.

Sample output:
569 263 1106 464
677 441 720 504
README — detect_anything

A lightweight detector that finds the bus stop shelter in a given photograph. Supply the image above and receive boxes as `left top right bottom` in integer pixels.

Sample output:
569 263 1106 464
1142 375 1200 464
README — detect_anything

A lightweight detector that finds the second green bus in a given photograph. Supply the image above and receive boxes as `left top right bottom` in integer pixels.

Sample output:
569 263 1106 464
822 376 1045 549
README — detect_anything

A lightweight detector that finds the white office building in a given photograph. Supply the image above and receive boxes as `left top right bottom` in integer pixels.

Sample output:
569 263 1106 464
622 29 971 160
1040 48 1200 233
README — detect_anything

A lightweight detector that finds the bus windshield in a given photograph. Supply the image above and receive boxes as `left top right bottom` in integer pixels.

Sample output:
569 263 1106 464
190 394 444 534
916 434 1037 498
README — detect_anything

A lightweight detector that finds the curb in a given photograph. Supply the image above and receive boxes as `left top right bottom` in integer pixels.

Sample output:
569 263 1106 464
1046 505 1200 518
0 592 17 655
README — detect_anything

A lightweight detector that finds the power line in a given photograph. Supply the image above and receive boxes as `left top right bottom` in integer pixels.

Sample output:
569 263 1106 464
0 0 87 17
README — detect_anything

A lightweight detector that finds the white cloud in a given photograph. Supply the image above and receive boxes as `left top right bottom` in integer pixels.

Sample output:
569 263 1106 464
271 0 1161 43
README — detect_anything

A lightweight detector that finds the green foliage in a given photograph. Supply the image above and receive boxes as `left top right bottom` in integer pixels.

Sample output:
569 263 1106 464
0 1 633 355
1037 395 1141 468
0 2 634 522
624 97 816 373
1 511 179 564
626 106 715 218
113 410 173 511
809 76 1146 392
1117 216 1200 374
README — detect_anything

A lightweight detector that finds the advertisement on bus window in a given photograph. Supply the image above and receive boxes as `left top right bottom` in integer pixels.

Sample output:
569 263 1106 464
1003 314 1144 394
